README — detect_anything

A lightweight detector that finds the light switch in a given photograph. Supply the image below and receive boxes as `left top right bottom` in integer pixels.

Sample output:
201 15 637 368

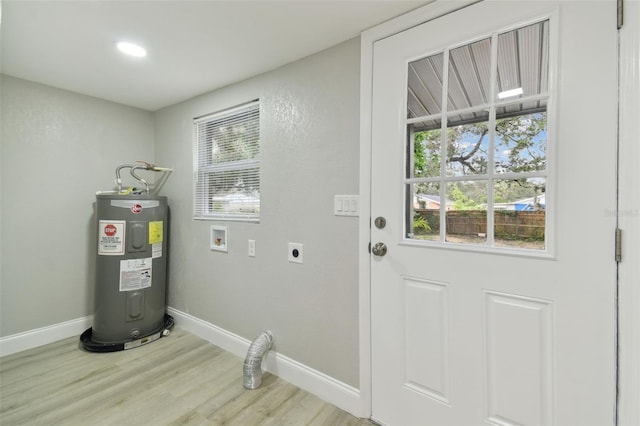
334 195 359 216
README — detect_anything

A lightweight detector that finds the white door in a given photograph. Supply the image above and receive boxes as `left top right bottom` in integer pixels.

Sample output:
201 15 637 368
370 1 618 425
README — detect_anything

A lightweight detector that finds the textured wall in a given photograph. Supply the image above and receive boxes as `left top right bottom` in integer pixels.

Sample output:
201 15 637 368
1 37 361 387
154 38 361 387
0 75 155 336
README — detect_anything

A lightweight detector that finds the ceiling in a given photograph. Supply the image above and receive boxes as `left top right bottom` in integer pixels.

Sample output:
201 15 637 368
1 0 427 111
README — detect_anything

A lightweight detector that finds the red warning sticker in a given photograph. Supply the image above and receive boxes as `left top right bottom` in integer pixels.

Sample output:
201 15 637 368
104 223 118 236
98 220 125 255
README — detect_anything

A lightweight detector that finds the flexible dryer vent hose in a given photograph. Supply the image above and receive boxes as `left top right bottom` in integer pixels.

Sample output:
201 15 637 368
243 330 274 389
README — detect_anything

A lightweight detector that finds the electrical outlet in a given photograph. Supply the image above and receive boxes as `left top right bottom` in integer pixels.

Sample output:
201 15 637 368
288 242 303 264
248 239 256 257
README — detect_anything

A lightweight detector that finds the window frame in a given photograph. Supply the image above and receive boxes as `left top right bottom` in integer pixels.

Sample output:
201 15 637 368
404 18 553 254
193 100 261 222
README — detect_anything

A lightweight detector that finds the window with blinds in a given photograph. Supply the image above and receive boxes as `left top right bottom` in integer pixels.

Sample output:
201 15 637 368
194 100 260 221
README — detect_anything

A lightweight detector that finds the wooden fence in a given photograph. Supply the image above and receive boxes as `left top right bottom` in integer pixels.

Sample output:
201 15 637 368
415 209 545 241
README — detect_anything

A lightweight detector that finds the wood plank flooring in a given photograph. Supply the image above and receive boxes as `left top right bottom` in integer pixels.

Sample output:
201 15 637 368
0 327 373 426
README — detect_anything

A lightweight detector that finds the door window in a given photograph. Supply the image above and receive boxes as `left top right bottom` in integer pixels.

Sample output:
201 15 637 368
406 21 549 251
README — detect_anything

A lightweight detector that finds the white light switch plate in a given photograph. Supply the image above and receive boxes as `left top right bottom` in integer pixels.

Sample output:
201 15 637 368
334 195 359 216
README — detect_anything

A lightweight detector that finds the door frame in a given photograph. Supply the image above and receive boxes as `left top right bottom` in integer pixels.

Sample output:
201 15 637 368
617 1 640 424
358 0 640 422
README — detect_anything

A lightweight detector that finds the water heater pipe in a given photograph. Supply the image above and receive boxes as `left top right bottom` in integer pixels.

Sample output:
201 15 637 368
243 330 274 389
130 167 149 194
113 161 173 194
115 163 137 194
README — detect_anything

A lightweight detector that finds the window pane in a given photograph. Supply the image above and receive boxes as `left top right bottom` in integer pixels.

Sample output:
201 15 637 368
448 38 492 110
409 122 441 178
495 110 547 173
445 181 487 244
210 121 259 163
445 112 490 176
207 167 260 216
497 21 549 100
407 52 444 118
199 108 260 164
407 182 441 241
403 20 550 252
494 178 545 249
194 101 260 220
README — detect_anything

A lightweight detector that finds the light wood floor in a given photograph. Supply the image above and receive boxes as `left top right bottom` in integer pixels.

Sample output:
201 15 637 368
0 327 373 426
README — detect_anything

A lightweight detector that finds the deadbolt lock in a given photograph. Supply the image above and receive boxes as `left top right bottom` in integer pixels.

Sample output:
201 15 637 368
374 216 386 229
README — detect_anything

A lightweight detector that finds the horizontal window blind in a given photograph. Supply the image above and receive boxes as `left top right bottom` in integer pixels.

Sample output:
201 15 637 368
194 100 260 220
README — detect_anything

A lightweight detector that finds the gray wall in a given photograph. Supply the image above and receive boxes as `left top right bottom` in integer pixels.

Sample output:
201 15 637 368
0 75 155 336
154 38 361 387
1 37 361 388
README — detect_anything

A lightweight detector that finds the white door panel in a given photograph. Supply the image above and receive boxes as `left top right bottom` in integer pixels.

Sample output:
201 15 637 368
371 1 617 425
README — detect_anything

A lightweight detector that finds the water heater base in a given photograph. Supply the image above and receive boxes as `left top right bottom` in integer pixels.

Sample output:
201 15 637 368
80 314 174 352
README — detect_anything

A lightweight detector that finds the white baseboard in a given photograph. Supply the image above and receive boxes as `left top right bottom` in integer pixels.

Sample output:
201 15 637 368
167 307 363 417
0 316 93 357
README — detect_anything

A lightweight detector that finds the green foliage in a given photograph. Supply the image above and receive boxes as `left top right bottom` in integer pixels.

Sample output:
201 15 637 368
411 113 547 217
413 213 432 234
211 121 260 163
412 112 547 178
448 182 485 210
495 113 546 173
413 130 441 178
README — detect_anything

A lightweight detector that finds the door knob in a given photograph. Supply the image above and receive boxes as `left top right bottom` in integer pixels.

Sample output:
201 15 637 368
372 242 387 257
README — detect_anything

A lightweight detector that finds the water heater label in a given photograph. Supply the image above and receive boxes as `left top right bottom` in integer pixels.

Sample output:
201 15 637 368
98 220 126 255
149 221 163 244
119 258 152 291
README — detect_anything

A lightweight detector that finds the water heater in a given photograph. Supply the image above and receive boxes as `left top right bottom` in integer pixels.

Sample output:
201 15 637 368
81 163 174 351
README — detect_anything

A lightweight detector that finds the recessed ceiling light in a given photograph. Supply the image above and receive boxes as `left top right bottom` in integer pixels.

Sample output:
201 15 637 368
498 87 524 99
116 41 147 58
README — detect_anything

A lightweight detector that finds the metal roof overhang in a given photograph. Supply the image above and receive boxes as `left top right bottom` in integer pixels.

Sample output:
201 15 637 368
407 20 549 132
